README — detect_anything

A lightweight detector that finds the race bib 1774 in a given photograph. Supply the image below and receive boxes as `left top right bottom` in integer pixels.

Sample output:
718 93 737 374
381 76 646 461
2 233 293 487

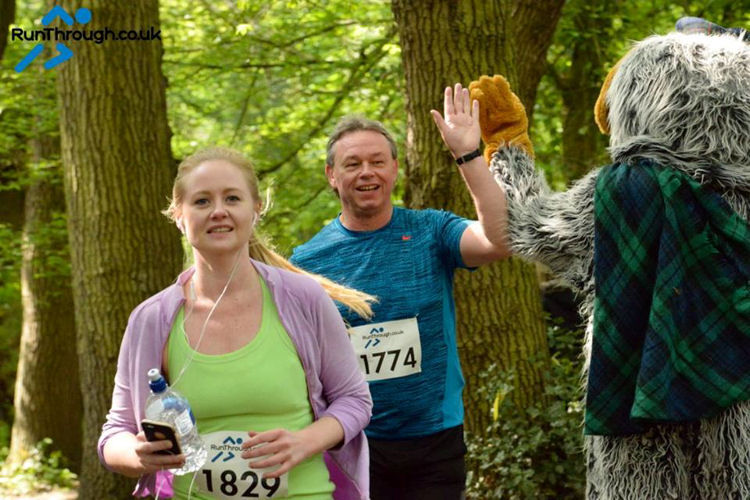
348 317 422 381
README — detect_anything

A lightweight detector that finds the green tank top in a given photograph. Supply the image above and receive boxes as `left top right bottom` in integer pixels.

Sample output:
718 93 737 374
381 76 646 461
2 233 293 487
168 277 334 499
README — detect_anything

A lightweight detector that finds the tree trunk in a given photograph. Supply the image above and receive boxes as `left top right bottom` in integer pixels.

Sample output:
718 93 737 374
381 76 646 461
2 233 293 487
57 1 182 497
0 0 14 62
8 125 83 472
391 0 563 434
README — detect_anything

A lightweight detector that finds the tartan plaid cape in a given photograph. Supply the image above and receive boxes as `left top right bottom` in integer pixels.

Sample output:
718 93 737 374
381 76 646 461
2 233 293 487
585 161 750 436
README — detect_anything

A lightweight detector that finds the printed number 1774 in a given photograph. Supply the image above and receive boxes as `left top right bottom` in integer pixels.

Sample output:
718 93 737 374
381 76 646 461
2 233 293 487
360 347 417 376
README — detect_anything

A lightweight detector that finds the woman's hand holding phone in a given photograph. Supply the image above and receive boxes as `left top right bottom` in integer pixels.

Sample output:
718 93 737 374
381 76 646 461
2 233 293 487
134 420 186 474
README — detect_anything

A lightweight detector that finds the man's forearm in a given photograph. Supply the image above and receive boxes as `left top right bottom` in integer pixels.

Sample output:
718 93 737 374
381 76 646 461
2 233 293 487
457 154 509 252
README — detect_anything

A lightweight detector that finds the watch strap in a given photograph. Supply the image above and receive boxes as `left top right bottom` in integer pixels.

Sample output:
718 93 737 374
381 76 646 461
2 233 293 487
455 149 482 166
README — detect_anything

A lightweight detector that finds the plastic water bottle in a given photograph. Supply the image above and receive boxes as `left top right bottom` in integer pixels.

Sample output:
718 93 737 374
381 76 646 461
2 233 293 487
144 368 207 475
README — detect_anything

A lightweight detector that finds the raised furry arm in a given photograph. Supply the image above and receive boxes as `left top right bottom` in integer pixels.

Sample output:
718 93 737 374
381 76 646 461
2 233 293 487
490 146 599 293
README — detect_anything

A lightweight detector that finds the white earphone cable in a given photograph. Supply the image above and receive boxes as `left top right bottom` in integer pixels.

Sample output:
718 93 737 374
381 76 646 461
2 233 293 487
171 248 244 388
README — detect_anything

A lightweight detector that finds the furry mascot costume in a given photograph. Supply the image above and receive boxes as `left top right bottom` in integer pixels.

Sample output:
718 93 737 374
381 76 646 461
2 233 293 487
469 23 750 499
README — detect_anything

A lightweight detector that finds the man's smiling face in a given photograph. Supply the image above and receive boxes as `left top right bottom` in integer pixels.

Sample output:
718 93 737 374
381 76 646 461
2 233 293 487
326 129 398 220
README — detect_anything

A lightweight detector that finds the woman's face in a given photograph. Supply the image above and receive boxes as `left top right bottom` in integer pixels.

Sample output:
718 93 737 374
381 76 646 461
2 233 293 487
177 159 259 257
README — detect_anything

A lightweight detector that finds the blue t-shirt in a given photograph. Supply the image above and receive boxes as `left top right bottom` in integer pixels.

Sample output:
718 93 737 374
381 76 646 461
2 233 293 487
290 207 471 439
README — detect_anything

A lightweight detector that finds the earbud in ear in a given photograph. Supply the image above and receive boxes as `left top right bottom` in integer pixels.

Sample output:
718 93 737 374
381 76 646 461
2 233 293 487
176 218 185 234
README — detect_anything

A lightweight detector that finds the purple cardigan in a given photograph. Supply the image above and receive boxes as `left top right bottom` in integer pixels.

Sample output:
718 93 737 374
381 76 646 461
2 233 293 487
98 260 372 499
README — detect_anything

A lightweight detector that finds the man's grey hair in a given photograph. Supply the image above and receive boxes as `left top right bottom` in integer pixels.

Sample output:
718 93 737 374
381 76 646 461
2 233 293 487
325 116 398 166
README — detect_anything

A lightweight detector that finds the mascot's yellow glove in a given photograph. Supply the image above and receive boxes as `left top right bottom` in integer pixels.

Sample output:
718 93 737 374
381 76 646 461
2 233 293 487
468 75 534 162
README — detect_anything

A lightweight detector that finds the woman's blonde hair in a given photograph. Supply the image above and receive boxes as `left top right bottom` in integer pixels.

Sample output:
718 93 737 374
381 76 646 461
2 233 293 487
163 146 375 319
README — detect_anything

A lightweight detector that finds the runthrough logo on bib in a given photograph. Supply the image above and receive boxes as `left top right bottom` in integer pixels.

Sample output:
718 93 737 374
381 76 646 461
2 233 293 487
210 435 243 462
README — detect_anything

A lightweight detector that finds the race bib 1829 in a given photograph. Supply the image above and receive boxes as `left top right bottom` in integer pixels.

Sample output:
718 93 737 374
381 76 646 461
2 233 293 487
194 431 288 499
348 317 422 381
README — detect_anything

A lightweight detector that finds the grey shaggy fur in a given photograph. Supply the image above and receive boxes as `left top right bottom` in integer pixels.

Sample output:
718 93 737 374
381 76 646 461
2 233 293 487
490 32 750 499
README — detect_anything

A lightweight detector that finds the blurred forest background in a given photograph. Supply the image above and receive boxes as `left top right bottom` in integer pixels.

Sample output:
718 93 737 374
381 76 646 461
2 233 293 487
0 0 746 498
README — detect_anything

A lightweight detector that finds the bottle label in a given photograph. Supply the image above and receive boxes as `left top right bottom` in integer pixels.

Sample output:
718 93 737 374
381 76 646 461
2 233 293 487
174 409 193 436
195 431 288 499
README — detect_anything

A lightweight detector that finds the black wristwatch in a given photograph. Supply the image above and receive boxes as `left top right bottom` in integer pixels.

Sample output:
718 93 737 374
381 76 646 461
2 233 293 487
455 149 482 166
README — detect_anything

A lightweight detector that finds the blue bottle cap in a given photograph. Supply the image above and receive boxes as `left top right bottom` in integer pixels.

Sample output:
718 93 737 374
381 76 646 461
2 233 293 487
147 368 167 393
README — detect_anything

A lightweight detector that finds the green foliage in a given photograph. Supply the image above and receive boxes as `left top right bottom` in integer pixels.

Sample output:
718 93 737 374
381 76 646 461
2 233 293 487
533 0 613 188
0 0 59 162
530 82 567 190
160 0 404 253
0 438 78 495
465 323 586 499
25 208 72 285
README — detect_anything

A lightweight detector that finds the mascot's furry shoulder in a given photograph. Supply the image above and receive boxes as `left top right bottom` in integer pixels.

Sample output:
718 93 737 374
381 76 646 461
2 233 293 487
470 22 750 499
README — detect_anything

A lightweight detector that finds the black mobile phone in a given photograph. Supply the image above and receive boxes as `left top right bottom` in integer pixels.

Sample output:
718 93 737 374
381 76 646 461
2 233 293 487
141 419 182 455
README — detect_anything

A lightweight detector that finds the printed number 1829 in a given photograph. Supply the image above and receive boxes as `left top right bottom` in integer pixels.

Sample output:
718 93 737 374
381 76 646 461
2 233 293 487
201 469 280 498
